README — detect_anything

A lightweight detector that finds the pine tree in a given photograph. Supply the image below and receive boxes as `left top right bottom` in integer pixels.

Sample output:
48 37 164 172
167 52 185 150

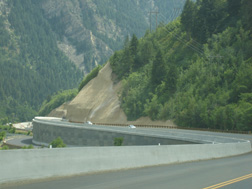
151 49 166 86
166 63 178 95
140 41 154 65
181 0 196 36
130 34 138 56
130 34 139 70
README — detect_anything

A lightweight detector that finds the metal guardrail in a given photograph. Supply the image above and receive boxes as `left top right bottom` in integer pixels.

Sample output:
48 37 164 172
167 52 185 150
91 122 251 135
34 117 251 135
58 118 252 135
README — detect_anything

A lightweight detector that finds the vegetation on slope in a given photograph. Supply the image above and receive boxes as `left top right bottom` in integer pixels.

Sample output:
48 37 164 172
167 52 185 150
39 64 103 116
78 65 102 92
110 0 252 131
0 0 82 122
38 89 78 116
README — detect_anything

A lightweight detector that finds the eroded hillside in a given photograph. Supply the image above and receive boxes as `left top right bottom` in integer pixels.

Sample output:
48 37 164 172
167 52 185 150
49 63 175 126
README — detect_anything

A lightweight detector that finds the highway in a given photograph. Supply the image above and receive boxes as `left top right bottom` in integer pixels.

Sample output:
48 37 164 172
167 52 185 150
5 126 252 147
4 151 252 189
101 126 252 144
2 124 252 189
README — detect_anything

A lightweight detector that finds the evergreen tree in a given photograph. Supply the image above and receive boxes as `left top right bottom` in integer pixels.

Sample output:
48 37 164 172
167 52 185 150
129 34 139 70
123 35 130 49
181 0 196 36
123 47 134 75
130 34 138 56
151 49 166 86
139 41 154 66
166 63 178 95
194 0 227 43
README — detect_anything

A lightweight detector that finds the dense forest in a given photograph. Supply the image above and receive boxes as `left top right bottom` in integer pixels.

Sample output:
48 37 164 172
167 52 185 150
110 0 252 131
0 0 82 123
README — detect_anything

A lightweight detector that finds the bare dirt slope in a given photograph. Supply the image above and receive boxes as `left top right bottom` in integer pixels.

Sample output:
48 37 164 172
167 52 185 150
49 63 175 126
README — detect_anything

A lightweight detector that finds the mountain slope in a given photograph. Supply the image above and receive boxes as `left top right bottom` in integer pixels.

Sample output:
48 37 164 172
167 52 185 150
0 0 187 123
107 0 252 131
51 0 252 131
38 0 186 72
0 0 82 122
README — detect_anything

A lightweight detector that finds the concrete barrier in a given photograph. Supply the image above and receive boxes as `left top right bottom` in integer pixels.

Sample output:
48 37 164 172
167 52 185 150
0 141 251 185
1 117 251 185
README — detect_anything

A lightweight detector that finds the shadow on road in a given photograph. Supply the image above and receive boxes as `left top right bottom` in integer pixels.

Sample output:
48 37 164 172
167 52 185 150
20 138 33 145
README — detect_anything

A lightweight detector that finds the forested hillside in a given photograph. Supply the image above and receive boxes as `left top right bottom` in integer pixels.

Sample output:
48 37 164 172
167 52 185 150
110 0 252 131
0 0 186 123
38 0 186 72
0 0 82 123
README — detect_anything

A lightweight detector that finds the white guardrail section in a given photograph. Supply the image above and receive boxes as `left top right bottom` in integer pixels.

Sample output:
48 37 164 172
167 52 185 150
0 117 251 185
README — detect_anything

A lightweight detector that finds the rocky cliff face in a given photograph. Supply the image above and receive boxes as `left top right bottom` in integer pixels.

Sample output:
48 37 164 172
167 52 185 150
40 0 112 73
38 0 185 73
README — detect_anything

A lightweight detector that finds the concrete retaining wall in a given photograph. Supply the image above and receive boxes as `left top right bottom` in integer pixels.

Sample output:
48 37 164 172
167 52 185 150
32 118 199 146
0 141 251 184
32 117 247 146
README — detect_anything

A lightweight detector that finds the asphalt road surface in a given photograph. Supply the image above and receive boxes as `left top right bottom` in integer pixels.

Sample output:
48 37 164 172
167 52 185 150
4 151 252 189
4 135 40 148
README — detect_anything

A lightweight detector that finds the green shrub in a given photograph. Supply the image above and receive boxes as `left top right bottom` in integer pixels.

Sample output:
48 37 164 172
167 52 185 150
22 144 34 149
114 137 124 146
49 137 66 148
78 65 102 91
0 131 6 142
8 127 16 134
1 145 9 150
39 89 78 116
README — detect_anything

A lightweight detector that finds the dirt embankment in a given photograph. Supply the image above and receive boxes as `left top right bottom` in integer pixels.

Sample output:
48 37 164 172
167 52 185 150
49 63 175 126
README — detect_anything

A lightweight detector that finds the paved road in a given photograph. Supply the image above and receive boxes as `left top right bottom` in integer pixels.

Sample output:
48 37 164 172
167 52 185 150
4 152 252 189
4 135 40 148
88 125 252 144
52 120 252 143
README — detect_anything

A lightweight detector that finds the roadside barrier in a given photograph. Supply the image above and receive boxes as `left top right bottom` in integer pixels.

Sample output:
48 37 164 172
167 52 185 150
92 122 251 135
